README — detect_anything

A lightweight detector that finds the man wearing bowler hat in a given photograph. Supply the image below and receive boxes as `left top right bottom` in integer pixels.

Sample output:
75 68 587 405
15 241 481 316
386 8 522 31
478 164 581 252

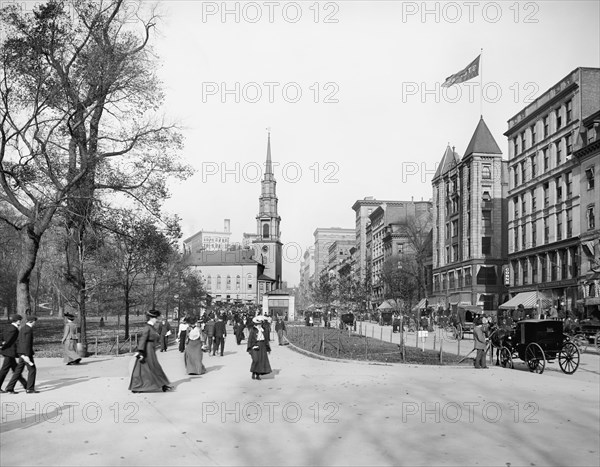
0 314 27 393
5 315 39 393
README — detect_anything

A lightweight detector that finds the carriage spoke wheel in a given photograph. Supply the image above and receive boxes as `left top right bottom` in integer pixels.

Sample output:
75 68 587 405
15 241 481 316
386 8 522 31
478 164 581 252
444 325 457 341
558 342 580 374
499 347 513 369
525 343 546 374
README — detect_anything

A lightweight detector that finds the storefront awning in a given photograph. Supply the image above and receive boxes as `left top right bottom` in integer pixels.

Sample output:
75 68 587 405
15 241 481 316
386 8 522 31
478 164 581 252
412 298 428 312
499 291 551 310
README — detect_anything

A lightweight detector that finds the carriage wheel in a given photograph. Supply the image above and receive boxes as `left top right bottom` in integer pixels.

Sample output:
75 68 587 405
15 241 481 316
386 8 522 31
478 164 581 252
499 347 513 369
572 334 588 353
595 332 600 352
525 343 546 374
558 342 580 374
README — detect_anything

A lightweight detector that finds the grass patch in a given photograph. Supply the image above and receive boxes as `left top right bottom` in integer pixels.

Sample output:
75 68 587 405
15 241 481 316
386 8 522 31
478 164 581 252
0 314 151 357
287 325 469 365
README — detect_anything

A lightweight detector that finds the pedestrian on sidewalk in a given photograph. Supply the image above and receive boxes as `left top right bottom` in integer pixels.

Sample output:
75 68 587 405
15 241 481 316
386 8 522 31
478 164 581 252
178 318 190 353
62 312 81 365
0 314 27 393
129 310 172 393
157 317 172 352
473 317 488 369
5 315 39 394
248 316 272 380
184 322 206 375
275 317 288 345
233 319 245 345
262 315 272 343
204 314 216 355
213 314 227 356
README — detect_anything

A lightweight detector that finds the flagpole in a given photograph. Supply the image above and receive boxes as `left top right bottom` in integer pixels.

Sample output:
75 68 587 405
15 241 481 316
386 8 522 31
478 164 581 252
480 48 483 118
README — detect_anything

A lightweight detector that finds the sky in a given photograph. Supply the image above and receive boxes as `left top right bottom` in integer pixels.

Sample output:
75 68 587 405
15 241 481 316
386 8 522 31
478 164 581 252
142 0 600 287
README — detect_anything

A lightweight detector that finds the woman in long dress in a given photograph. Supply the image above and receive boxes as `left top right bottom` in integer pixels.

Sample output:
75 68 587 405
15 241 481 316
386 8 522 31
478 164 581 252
247 316 272 380
129 310 173 393
184 322 206 375
61 313 81 365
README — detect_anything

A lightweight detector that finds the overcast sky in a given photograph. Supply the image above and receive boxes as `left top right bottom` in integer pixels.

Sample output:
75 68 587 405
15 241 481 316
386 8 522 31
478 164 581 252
148 0 600 287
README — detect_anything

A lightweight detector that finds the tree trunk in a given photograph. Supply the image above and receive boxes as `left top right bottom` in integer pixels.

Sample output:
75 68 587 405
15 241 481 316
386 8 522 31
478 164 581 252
16 226 41 315
124 279 130 340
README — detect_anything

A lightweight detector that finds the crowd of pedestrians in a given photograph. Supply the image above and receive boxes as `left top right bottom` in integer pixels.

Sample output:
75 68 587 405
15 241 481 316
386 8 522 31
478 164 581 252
125 308 285 392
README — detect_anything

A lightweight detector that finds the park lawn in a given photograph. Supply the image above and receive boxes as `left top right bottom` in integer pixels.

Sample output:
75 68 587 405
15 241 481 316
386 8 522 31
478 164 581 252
286 325 469 365
0 314 149 357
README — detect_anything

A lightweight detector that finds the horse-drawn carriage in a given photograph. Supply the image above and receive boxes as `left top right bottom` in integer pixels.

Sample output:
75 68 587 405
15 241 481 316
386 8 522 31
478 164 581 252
497 319 580 374
379 311 393 326
444 306 485 340
339 312 356 331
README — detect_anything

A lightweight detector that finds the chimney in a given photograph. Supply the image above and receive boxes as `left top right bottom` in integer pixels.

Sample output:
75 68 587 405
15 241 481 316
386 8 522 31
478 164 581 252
224 219 230 233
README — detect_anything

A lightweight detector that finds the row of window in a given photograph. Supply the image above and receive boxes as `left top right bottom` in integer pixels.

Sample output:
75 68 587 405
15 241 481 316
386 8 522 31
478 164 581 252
433 265 498 291
512 172 573 219
512 99 573 157
511 248 577 286
206 274 252 291
511 206 595 252
510 135 575 188
436 236 494 267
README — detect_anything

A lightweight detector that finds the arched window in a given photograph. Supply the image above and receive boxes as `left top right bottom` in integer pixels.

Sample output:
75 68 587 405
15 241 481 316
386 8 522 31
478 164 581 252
206 275 212 289
226 275 231 290
236 275 241 289
263 223 270 238
216 275 221 289
247 273 253 290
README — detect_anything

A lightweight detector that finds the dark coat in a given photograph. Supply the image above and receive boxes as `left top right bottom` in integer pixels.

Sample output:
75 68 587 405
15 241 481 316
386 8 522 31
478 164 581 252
214 320 227 338
158 321 171 337
17 325 35 358
1 324 20 358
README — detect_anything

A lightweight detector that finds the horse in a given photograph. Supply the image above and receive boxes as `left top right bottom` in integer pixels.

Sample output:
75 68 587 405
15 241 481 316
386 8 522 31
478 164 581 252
487 322 513 366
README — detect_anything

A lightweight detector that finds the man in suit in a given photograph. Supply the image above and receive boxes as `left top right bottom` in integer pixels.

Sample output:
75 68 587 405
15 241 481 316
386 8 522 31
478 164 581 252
157 317 171 352
5 315 39 393
0 314 27 392
213 314 227 356
473 317 488 369
204 315 216 355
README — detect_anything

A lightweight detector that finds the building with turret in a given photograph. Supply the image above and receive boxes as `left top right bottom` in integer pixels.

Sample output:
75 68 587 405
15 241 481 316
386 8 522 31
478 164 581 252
431 117 509 313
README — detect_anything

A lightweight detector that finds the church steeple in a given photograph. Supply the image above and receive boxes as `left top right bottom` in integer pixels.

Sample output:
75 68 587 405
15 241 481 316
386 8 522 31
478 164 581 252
258 131 279 220
254 131 283 288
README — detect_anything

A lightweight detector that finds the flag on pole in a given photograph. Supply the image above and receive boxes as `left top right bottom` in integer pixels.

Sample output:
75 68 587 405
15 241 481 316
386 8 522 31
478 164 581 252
442 55 481 87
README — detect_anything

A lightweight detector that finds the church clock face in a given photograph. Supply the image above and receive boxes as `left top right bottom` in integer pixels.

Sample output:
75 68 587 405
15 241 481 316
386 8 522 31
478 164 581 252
262 245 269 253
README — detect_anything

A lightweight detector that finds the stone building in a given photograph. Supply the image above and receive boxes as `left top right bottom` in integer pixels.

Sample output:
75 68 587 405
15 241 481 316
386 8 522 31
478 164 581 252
431 118 509 312
504 67 600 317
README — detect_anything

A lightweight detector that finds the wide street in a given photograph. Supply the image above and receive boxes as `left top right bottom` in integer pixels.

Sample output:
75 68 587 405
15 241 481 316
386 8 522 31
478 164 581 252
1 325 599 467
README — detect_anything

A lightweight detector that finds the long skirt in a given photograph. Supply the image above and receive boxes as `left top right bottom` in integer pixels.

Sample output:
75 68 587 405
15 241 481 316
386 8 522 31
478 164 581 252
184 339 206 375
129 345 170 392
249 341 272 375
179 330 187 352
63 340 80 363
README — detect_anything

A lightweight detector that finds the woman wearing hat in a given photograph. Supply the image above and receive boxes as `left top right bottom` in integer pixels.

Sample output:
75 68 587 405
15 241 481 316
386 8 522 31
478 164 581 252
129 310 173 392
61 313 81 365
184 321 206 375
247 316 272 380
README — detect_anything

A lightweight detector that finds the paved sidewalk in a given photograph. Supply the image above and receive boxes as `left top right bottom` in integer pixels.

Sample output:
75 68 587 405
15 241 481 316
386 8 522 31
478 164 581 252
1 326 599 466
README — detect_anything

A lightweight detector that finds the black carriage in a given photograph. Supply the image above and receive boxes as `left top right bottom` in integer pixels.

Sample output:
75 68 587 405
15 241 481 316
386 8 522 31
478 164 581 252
339 312 355 330
498 319 580 374
379 311 393 326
